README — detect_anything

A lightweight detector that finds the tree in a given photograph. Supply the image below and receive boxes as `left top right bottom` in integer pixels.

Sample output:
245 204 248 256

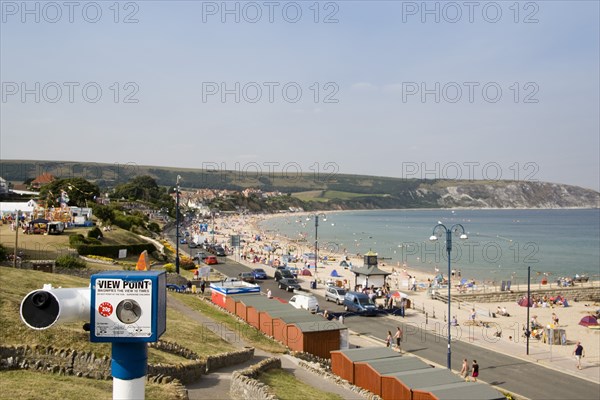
92 204 115 225
112 175 168 203
39 178 100 207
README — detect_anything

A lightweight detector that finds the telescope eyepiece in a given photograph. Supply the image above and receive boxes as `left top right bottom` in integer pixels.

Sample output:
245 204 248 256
32 292 50 308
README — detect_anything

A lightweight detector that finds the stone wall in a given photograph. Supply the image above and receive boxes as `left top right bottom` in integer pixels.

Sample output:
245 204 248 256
206 347 254 372
230 357 281 400
1 344 255 395
0 345 112 379
436 286 600 304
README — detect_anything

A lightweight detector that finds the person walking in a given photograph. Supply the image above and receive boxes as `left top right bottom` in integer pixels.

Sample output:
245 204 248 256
471 360 479 382
460 358 470 381
393 326 403 351
573 341 585 369
386 330 392 347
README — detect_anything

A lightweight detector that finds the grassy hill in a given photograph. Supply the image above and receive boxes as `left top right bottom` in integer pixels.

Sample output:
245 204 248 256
1 160 598 209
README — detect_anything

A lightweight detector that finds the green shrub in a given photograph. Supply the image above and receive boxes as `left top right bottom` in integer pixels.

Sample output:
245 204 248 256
69 234 101 248
55 255 87 269
179 256 195 270
147 222 161 233
69 234 85 247
163 263 175 273
87 227 103 239
113 214 146 231
0 244 7 261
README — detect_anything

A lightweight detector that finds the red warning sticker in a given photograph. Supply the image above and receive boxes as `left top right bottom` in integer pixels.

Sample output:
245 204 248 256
98 302 113 317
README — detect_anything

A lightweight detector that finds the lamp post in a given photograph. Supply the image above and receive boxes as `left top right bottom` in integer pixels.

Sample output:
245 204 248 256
306 213 327 279
13 210 21 268
175 176 181 275
430 223 467 370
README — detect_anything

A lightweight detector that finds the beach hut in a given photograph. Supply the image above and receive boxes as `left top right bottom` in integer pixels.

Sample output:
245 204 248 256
236 295 282 329
381 368 462 400
415 381 506 400
330 347 400 384
211 282 261 309
354 356 431 396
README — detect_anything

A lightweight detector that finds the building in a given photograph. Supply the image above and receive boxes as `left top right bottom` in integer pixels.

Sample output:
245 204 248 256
0 177 8 195
30 173 56 189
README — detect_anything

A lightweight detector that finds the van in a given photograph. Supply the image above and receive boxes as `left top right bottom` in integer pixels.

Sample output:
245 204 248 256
343 291 377 315
288 294 319 313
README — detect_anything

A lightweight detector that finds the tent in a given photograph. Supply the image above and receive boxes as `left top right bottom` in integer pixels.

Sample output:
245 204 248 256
518 297 533 307
579 316 598 327
340 260 349 267
300 269 312 276
331 269 341 277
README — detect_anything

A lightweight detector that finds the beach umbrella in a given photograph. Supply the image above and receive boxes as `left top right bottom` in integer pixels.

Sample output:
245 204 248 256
579 316 598 327
518 297 533 307
390 291 408 299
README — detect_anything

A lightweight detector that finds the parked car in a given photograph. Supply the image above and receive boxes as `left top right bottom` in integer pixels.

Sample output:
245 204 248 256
251 268 268 280
180 238 187 244
188 242 198 249
325 287 347 305
214 246 226 256
238 272 256 284
343 291 377 315
278 278 301 292
274 269 294 281
289 294 319 312
285 267 300 277
204 256 218 265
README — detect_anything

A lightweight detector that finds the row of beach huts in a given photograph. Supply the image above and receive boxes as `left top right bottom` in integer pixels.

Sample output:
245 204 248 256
210 282 506 400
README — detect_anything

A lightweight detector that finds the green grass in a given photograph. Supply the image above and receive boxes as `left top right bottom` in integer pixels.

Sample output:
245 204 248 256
0 266 234 362
172 292 287 354
0 224 149 261
0 370 182 400
257 369 344 400
292 190 327 202
292 190 387 203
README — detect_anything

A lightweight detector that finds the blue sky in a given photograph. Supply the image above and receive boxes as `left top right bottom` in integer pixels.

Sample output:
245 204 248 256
1 1 599 190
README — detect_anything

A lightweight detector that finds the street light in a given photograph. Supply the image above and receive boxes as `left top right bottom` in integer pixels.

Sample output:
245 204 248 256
175 175 181 275
306 213 327 279
429 223 467 370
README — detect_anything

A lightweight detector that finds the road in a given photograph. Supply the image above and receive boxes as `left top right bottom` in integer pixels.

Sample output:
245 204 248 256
165 228 600 399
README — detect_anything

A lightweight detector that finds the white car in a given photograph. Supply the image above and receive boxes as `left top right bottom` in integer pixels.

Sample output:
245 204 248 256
288 294 319 313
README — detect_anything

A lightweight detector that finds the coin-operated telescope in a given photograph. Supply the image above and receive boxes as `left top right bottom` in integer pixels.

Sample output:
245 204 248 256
20 271 166 400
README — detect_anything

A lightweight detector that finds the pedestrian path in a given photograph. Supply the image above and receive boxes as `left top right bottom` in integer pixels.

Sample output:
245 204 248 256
168 296 363 400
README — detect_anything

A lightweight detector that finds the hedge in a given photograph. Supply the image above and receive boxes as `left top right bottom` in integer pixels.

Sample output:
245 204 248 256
69 234 101 247
76 243 156 258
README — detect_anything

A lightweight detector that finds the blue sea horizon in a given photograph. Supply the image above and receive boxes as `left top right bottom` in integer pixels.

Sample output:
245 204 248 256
260 208 600 285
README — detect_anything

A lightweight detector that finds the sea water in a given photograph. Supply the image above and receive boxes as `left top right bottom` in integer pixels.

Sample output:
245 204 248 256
259 209 600 285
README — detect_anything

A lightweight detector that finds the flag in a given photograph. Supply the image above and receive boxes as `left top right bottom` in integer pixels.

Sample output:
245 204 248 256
136 250 150 271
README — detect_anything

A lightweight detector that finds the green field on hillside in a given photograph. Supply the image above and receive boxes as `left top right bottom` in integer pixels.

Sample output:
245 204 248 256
292 190 386 202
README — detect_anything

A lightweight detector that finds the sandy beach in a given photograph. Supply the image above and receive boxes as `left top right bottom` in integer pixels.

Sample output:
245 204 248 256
209 212 600 383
